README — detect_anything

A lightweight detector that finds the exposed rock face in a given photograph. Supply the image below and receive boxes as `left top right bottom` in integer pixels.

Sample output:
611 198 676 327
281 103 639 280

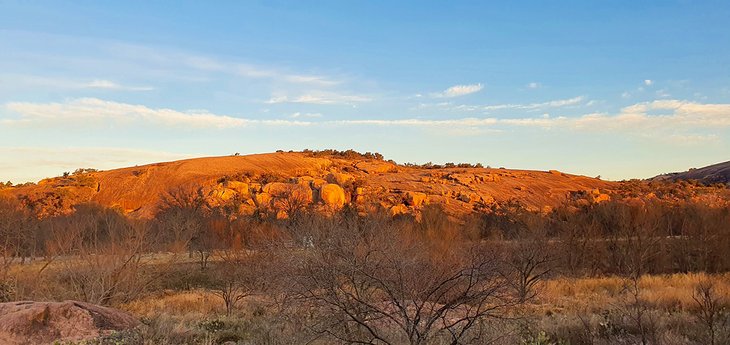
405 191 428 207
271 183 314 209
0 300 139 345
262 182 290 196
254 192 272 207
448 173 475 186
481 194 496 204
290 184 314 203
355 161 395 174
327 172 354 186
593 193 611 203
311 178 328 190
223 181 250 196
458 191 480 203
320 183 346 209
208 187 236 202
390 204 409 216
295 176 314 186
4 151 619 219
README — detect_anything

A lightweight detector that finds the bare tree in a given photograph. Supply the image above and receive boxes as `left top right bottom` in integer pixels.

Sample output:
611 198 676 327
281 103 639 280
285 214 517 345
692 280 728 345
156 187 207 253
0 198 23 280
622 275 656 345
503 229 553 303
210 248 262 316
552 203 604 276
47 204 153 305
274 183 313 218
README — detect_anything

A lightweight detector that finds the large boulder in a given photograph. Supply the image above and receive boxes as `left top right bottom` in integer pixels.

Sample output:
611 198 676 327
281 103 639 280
209 187 236 202
477 174 500 182
457 191 480 203
311 178 328 190
290 183 314 203
327 172 354 186
272 184 314 211
223 181 250 196
404 191 428 207
593 193 611 203
0 300 139 345
355 161 394 174
238 202 256 216
254 192 272 207
354 187 367 203
262 182 290 196
448 173 475 186
295 176 315 186
390 204 409 216
320 183 346 209
263 183 313 206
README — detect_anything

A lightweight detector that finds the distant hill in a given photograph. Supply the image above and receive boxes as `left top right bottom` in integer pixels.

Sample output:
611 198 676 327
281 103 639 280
652 161 730 185
1 151 614 218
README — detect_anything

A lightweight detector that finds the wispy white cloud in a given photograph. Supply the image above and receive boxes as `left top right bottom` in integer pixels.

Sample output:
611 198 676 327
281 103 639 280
644 79 653 86
417 96 586 113
0 74 154 91
433 83 483 98
284 75 340 87
332 99 730 144
656 89 671 98
612 99 730 128
482 96 585 111
230 64 340 86
112 45 342 87
289 112 323 118
2 98 311 128
527 82 541 89
331 118 499 127
3 98 727 143
101 42 342 87
84 79 155 91
266 92 371 105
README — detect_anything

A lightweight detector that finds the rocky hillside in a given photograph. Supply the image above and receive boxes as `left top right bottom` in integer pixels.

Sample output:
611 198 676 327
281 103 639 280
652 161 730 186
2 151 616 219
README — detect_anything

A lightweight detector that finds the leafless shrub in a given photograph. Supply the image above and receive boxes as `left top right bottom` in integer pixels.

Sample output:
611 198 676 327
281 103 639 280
210 250 263 316
504 229 554 303
156 187 208 252
46 204 155 305
277 212 518 344
0 198 24 280
691 280 729 345
612 275 658 345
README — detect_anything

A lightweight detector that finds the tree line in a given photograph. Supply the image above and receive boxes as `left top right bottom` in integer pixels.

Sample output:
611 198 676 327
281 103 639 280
1 189 729 343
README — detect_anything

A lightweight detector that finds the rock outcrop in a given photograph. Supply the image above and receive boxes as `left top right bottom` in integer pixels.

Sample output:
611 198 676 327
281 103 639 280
0 300 139 345
405 191 428 207
3 151 619 219
327 172 354 186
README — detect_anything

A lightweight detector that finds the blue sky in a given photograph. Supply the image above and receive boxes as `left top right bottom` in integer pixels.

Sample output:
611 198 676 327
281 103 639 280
1 1 729 182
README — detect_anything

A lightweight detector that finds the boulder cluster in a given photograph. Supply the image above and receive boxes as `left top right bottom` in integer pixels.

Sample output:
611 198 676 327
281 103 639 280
203 172 352 218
